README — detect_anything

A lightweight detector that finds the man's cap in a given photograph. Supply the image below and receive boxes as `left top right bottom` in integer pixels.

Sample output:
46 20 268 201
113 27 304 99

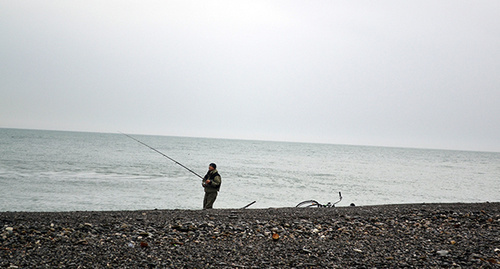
209 163 217 169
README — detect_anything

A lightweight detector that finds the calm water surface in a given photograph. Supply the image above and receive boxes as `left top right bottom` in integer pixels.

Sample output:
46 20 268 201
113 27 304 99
1 128 499 211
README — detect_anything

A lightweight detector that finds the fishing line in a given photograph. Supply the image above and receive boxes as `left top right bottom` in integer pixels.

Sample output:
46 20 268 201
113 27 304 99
120 132 204 180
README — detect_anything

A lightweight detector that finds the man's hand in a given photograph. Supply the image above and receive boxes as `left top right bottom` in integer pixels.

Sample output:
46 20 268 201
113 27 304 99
205 180 211 185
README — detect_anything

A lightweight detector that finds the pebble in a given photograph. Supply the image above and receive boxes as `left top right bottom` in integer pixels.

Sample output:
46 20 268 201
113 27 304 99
1 203 499 268
437 250 449 256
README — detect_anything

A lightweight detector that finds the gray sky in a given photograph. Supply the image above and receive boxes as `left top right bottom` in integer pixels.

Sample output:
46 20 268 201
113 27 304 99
1 1 499 152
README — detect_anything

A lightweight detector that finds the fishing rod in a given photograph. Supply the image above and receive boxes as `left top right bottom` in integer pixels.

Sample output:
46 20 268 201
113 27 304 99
120 132 204 180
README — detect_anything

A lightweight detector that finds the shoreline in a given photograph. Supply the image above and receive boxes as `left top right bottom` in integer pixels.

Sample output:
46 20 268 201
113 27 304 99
2 202 499 267
2 201 498 214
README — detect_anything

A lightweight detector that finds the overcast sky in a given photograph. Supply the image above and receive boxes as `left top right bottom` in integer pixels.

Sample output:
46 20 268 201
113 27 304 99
1 1 499 152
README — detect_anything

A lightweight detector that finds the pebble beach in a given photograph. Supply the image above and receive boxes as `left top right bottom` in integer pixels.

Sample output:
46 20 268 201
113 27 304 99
1 203 499 268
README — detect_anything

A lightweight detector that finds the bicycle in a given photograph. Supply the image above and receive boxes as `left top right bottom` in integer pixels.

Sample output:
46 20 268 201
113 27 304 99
296 192 342 207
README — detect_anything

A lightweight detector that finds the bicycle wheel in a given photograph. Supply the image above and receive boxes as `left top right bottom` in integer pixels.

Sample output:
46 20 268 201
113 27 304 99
296 200 320 207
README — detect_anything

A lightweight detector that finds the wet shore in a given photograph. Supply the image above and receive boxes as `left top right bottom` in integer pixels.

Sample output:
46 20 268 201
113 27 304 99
2 203 499 268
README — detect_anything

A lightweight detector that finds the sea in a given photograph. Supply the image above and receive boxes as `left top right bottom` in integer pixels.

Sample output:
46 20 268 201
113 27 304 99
1 128 499 212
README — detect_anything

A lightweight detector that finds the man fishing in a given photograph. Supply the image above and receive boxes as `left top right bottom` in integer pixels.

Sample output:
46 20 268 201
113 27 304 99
121 133 223 209
202 163 221 209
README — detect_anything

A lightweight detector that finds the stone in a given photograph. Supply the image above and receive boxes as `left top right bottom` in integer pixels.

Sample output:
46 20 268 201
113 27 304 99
437 250 449 256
